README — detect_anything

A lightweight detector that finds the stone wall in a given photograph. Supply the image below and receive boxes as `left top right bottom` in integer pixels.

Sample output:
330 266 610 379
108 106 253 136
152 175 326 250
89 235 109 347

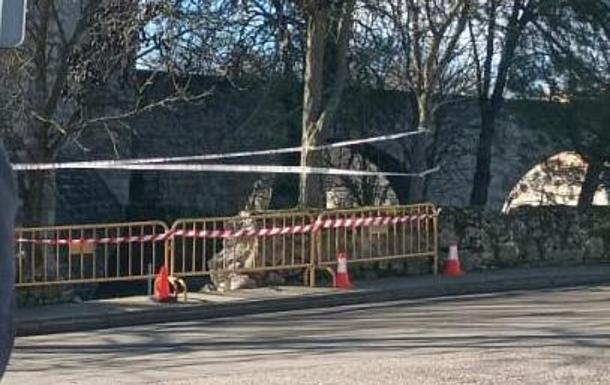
124 76 300 221
46 74 610 225
31 71 609 226
438 206 610 271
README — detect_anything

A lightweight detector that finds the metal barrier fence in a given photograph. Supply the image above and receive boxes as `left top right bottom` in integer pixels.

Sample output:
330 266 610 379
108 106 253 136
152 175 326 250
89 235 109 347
314 204 438 275
15 221 169 287
169 211 316 281
13 204 439 288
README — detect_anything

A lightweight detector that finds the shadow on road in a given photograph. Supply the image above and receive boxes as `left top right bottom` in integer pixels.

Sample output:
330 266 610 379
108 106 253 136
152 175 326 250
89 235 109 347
11 286 610 373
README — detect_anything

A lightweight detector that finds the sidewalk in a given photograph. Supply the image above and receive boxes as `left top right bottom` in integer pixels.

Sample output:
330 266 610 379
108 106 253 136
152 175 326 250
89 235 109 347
16 264 610 337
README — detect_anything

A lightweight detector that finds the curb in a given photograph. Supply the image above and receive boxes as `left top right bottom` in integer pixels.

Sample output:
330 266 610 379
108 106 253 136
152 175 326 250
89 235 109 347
16 267 610 337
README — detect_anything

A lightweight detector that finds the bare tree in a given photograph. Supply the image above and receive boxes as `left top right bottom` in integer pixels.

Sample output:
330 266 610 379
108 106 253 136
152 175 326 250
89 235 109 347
529 1 610 207
467 0 543 206
377 0 472 202
140 0 304 80
567 92 610 208
297 0 356 208
0 0 207 225
467 0 610 207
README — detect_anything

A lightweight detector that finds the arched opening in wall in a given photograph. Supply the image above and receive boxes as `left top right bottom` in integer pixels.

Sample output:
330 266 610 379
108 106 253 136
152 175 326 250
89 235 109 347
241 145 404 211
503 151 608 213
324 147 399 208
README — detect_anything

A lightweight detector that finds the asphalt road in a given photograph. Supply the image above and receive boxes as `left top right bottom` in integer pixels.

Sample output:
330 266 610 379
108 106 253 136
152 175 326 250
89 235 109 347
5 286 610 385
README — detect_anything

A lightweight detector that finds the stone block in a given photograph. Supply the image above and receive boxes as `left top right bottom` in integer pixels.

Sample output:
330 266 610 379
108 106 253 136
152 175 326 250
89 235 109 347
496 242 520 267
584 237 605 262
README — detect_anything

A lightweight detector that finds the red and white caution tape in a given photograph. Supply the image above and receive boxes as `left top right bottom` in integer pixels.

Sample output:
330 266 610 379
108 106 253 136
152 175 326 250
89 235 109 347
173 222 318 239
174 213 437 239
16 232 174 245
315 214 430 229
15 212 438 244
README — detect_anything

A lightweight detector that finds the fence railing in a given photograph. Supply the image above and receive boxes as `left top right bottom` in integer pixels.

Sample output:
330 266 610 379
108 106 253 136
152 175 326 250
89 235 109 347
14 204 439 288
15 221 169 287
169 211 316 278
315 203 438 274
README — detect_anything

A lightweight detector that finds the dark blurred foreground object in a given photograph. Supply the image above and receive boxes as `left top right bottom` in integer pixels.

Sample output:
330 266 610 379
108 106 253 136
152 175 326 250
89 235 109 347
0 0 26 377
0 0 27 48
0 142 17 377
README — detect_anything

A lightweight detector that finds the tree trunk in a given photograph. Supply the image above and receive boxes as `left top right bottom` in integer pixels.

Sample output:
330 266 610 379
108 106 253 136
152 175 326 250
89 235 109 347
298 6 328 209
578 158 604 208
298 1 354 208
468 1 533 207
470 105 495 206
407 134 427 203
298 132 325 208
407 97 430 203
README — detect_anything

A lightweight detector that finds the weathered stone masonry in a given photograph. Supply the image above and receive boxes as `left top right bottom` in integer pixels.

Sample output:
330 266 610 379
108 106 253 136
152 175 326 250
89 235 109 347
438 206 610 271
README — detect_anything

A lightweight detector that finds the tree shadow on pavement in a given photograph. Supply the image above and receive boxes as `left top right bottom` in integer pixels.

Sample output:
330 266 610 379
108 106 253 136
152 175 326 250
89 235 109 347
10 287 610 373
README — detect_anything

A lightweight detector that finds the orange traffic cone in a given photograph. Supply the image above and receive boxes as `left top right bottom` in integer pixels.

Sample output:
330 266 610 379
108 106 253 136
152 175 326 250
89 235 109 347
154 266 173 302
443 244 464 277
335 252 353 290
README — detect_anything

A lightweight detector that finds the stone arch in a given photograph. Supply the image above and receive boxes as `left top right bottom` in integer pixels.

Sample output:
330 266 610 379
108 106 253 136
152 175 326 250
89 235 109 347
497 146 575 210
348 143 408 204
323 145 401 207
503 151 609 213
476 121 575 211
264 146 403 210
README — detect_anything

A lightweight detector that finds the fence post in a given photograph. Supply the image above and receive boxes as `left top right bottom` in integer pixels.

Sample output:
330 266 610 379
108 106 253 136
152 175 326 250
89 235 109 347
165 237 173 276
309 218 316 288
147 263 153 295
433 206 439 275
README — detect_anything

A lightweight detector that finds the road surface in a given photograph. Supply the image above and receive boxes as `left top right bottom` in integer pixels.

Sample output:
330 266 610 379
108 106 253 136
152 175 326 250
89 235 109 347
5 286 610 384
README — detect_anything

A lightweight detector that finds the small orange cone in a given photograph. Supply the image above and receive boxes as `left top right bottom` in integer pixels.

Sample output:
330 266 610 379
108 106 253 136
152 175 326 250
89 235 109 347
335 252 353 289
154 266 173 302
443 244 464 277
